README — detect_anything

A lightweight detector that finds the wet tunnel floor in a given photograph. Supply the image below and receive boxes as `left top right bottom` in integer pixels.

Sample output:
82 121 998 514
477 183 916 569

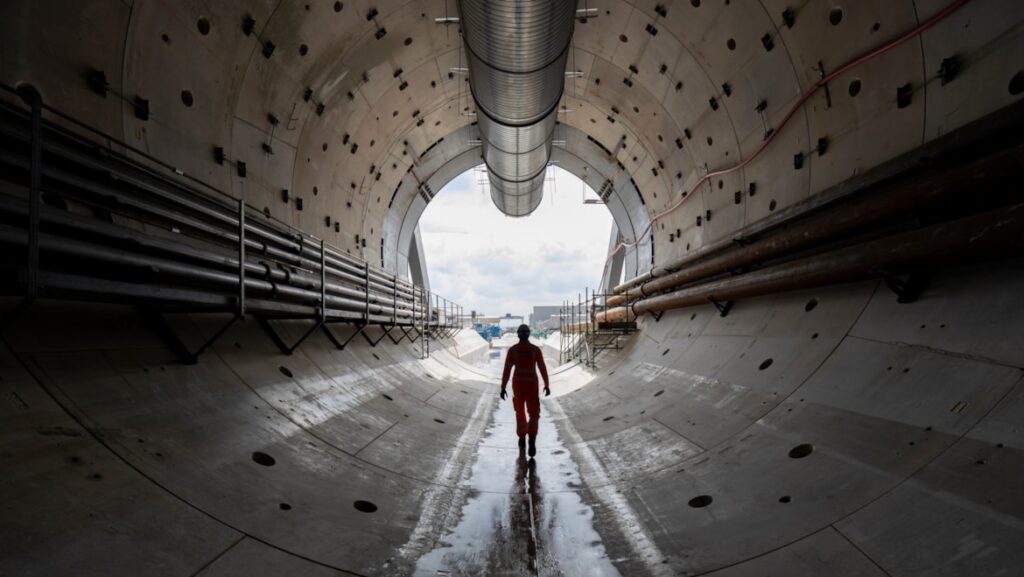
411 353 622 577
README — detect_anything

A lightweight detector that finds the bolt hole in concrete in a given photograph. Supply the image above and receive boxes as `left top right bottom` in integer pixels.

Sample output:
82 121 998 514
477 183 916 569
196 17 210 35
1009 71 1024 95
829 7 843 26
382 394 394 401
251 451 276 466
804 298 818 312
811 332 819 339
180 90 193 107
353 500 378 513
279 366 293 378
603 416 615 421
779 495 791 503
691 0 701 7
654 390 665 397
788 444 814 459
849 78 862 97
334 1 343 12
279 503 292 510
689 495 713 508
434 418 445 424
759 358 774 370
726 38 736 51
662 348 671 356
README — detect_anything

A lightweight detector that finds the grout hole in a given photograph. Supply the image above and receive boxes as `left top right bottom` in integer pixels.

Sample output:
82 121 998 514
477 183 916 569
180 90 193 107
759 358 774 370
279 366 293 378
1009 71 1024 96
196 17 211 35
848 79 862 97
804 298 818 312
603 416 615 421
779 495 791 503
788 443 814 459
279 503 292 510
252 451 276 466
829 7 843 26
688 495 713 508
382 394 393 401
434 418 445 424
654 390 664 397
353 500 378 513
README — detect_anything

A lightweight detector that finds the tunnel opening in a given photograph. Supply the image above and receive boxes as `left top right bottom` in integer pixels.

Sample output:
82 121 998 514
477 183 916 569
1 0 1023 576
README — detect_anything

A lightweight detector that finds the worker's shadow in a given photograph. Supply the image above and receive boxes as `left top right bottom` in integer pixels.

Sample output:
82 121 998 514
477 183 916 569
510 454 543 571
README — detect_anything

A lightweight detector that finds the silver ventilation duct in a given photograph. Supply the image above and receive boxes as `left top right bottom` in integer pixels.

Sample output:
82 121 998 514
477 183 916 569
458 0 577 217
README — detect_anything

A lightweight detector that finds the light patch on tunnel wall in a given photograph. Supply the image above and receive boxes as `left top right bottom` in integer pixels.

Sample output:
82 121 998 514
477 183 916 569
419 166 613 319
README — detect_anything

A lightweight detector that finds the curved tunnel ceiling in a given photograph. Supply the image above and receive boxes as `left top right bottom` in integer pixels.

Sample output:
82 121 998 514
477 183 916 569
2 0 1024 576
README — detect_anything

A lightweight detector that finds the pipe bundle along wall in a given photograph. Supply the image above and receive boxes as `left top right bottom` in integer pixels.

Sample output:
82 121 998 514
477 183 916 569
458 0 577 217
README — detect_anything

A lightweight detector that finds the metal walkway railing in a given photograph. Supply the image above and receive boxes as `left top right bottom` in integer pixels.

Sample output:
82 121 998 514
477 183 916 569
0 85 463 362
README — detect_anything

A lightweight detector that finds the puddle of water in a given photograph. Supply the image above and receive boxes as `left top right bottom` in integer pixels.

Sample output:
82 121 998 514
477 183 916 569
413 350 621 576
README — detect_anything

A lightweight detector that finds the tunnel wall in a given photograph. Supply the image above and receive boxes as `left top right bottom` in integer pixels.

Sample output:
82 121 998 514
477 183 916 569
0 298 490 576
551 257 1024 576
3 0 1020 279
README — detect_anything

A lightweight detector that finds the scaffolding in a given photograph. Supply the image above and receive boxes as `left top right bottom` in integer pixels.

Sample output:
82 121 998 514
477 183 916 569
558 287 636 367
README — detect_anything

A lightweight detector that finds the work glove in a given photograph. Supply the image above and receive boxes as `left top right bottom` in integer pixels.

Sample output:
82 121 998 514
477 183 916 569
544 386 551 397
500 388 507 400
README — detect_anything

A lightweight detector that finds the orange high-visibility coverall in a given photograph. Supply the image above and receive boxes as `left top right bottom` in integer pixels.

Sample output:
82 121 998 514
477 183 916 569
501 342 550 438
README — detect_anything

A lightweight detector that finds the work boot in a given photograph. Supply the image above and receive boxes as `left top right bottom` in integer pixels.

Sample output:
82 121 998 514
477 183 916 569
527 435 536 457
518 437 526 451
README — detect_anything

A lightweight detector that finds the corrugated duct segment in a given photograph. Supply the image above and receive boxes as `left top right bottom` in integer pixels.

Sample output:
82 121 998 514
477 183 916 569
458 0 577 217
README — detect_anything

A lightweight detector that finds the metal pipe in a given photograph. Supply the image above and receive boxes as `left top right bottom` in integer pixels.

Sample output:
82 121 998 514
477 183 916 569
598 203 1024 322
458 0 577 217
607 141 1024 307
0 226 424 320
0 195 422 312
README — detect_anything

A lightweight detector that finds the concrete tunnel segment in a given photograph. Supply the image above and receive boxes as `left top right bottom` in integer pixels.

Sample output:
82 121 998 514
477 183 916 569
1 0 1024 575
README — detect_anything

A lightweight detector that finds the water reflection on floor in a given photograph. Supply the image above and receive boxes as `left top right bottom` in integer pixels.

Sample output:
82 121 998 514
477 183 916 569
413 349 621 577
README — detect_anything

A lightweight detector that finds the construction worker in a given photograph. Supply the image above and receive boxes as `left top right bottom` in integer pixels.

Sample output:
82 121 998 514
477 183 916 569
500 324 550 457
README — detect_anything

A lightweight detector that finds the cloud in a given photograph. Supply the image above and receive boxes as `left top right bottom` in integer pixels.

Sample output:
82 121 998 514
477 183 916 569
420 166 612 318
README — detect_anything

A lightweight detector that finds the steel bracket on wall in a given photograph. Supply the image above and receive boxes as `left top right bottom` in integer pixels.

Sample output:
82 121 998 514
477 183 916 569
363 324 395 347
321 322 366 351
875 270 929 303
648 310 664 322
256 316 323 356
143 309 240 365
708 296 734 317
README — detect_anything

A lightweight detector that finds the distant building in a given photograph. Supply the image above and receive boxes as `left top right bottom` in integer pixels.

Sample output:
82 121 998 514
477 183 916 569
530 306 561 328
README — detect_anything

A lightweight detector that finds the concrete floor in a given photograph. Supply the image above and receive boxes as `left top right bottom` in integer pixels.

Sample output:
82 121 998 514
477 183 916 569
3 257 1023 576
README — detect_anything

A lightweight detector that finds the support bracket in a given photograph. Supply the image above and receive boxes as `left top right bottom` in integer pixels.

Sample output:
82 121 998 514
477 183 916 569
362 324 394 348
256 316 322 355
144 309 239 365
875 270 929 303
322 322 366 351
649 310 665 323
708 296 733 317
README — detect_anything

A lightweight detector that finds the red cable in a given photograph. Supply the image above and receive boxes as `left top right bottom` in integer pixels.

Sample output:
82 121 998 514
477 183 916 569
601 0 972 289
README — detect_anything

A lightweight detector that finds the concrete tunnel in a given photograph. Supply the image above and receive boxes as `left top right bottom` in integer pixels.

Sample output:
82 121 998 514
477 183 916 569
1 0 1024 575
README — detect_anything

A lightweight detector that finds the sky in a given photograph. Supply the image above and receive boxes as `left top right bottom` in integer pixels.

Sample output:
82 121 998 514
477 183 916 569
419 166 613 320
